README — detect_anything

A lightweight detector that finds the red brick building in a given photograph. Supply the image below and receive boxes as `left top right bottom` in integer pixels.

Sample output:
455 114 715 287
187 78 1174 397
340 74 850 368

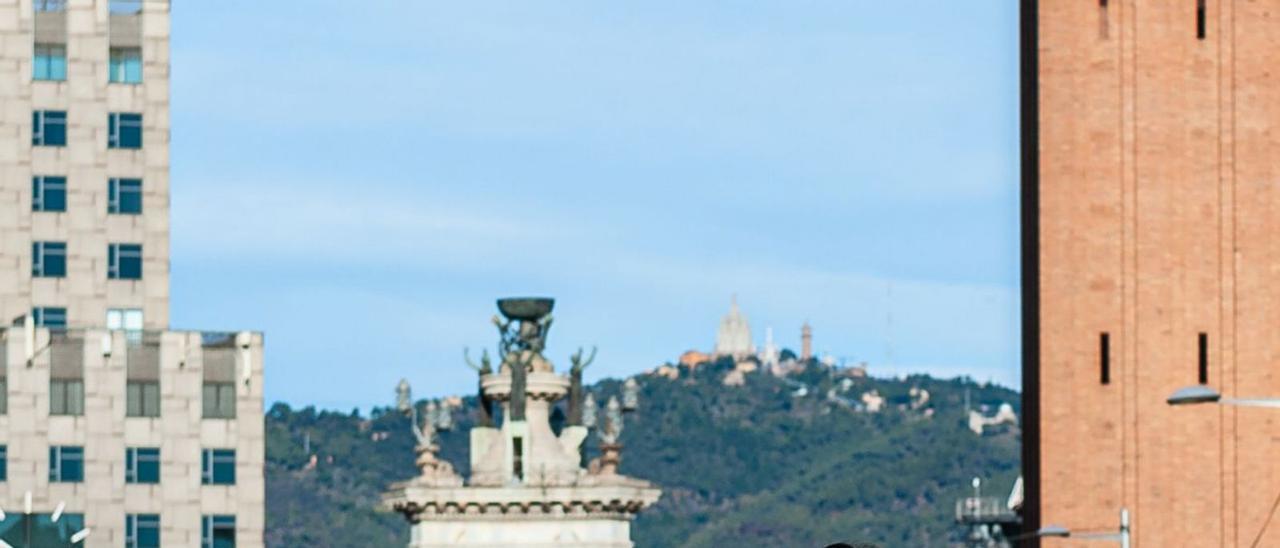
1024 0 1280 545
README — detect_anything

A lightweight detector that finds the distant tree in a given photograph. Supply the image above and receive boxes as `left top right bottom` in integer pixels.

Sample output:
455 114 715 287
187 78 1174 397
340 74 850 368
267 402 292 420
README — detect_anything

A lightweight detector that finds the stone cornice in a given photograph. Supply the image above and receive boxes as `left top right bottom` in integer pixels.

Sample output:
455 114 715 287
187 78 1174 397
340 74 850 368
383 484 661 524
482 371 570 402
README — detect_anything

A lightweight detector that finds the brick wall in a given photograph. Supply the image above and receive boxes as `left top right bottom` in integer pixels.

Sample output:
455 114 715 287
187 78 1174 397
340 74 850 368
1036 1 1280 545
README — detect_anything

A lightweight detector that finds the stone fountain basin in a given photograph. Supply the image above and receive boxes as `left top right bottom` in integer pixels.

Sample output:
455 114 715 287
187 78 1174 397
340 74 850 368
482 371 569 401
496 298 554 321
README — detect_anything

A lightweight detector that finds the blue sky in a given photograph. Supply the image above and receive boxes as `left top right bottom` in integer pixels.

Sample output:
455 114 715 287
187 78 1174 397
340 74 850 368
168 1 1020 411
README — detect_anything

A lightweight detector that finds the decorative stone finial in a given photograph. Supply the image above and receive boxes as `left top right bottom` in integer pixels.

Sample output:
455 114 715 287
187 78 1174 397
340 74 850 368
582 392 597 429
393 381 462 486
597 396 625 475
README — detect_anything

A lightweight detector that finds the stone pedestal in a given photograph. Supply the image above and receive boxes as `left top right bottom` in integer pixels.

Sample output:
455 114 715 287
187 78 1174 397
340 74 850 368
385 483 660 548
383 368 661 548
384 299 661 547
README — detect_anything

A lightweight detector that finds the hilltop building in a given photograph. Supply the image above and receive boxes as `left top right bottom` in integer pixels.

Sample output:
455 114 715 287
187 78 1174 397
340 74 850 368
384 298 660 547
1025 1 1280 544
677 350 712 370
759 327 780 375
969 403 1018 437
0 1 264 546
713 297 753 359
800 322 812 361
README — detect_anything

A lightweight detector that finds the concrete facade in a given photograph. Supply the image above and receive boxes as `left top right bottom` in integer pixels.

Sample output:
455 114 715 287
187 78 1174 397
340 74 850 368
1028 1 1280 545
0 1 266 546
1 0 171 330
0 327 265 546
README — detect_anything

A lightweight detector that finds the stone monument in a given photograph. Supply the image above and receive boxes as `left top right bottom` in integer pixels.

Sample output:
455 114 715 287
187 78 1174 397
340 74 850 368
383 298 661 547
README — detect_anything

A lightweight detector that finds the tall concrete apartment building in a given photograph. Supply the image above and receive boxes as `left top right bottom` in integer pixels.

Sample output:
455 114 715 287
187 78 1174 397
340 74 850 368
1024 0 1280 545
0 1 264 546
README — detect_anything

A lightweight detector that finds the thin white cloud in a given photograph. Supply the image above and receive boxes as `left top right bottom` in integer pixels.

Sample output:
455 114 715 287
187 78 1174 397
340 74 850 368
173 178 563 268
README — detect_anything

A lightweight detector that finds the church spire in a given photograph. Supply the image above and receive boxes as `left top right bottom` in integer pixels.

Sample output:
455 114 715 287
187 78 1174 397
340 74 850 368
715 296 754 358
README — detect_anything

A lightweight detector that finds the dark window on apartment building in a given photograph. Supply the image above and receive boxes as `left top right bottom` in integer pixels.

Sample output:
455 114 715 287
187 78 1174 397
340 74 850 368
35 0 68 12
203 383 236 419
109 308 144 344
32 176 66 212
49 446 83 482
49 332 84 416
108 112 142 149
0 446 6 481
33 43 66 81
125 447 160 483
32 307 67 328
32 110 67 146
202 515 235 548
125 328 159 418
49 379 84 415
201 449 236 485
32 241 67 277
126 513 160 548
109 178 143 214
109 0 143 14
126 381 160 417
108 243 143 280
109 47 142 84
203 335 238 418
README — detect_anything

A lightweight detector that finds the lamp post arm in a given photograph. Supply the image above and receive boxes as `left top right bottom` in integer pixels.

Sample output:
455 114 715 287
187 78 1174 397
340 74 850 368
1221 397 1280 408
1071 531 1125 541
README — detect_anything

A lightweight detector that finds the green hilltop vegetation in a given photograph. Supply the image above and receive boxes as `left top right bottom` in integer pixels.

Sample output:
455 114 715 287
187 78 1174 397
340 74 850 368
264 357 1021 547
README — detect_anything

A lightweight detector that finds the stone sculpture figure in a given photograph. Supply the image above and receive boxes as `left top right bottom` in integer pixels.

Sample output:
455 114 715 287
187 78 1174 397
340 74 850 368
394 383 458 481
590 395 626 476
396 379 434 447
582 391 597 429
464 348 495 426
420 402 439 446
601 396 623 445
493 314 554 356
492 308 552 423
568 346 596 425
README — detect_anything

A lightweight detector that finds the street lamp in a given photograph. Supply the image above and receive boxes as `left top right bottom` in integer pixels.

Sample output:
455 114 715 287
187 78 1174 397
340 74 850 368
0 491 91 547
1013 508 1130 547
1167 385 1280 408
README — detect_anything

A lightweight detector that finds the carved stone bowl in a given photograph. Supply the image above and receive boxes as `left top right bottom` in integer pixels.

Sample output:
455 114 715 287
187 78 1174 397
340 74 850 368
497 298 555 321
